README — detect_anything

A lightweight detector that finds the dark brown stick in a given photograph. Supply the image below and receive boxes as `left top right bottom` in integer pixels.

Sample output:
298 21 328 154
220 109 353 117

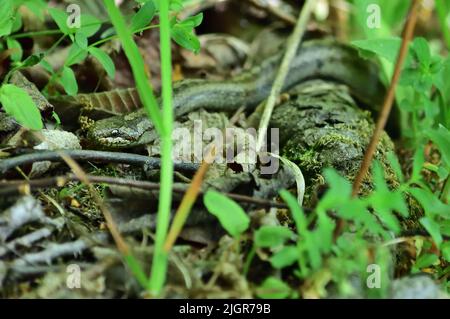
0 150 199 175
352 0 421 196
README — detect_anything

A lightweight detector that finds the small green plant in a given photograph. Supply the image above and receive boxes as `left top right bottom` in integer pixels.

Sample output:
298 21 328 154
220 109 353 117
203 152 449 297
103 0 203 295
0 0 203 129
204 190 250 238
0 0 204 297
0 1 46 130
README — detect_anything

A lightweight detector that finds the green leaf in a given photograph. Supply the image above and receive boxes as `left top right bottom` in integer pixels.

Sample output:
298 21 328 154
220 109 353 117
352 37 406 64
131 0 156 31
21 53 44 68
435 58 450 104
419 217 443 247
75 32 88 49
0 0 14 37
369 161 407 233
171 13 203 53
40 59 53 73
409 187 450 219
441 221 450 236
412 37 431 67
23 0 47 20
280 189 322 271
315 212 335 253
169 0 184 12
145 0 184 12
387 152 404 182
256 277 291 299
176 13 203 28
6 38 22 62
442 242 450 262
318 169 352 211
351 0 409 39
66 43 88 66
171 27 200 53
254 225 294 248
203 190 249 237
414 253 439 270
411 146 425 183
52 111 61 126
12 9 22 33
60 66 78 96
78 14 102 37
100 26 115 39
48 8 70 35
88 47 116 79
279 190 307 234
0 84 43 130
270 245 298 269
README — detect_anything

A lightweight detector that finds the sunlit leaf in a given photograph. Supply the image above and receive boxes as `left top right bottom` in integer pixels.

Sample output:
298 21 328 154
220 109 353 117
256 277 291 299
60 66 78 96
254 225 294 248
131 0 156 31
203 190 249 237
0 84 43 130
270 246 298 269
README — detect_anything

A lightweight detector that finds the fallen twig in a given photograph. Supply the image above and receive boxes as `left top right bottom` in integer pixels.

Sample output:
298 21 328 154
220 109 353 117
0 174 291 209
0 150 199 176
0 218 65 258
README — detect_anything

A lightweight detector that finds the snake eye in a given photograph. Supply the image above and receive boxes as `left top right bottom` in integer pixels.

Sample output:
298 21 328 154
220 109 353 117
110 129 120 137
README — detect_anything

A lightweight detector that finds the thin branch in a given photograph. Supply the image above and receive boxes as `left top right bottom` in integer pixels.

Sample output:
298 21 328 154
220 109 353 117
0 174 291 209
351 0 421 196
256 0 315 151
0 150 199 176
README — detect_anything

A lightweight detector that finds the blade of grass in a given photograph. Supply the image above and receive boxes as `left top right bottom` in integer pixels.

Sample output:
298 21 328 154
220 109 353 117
104 0 175 296
148 0 174 295
163 147 216 252
255 0 315 151
435 0 450 49
104 0 164 135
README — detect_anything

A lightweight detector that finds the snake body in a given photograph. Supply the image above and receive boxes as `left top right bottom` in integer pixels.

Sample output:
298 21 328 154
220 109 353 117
87 40 387 148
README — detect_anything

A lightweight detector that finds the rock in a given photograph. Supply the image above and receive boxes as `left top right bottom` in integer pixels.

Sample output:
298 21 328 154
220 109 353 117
391 275 449 299
270 80 397 203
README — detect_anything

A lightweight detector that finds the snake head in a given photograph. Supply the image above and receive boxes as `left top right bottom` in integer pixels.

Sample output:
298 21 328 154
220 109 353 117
87 110 154 149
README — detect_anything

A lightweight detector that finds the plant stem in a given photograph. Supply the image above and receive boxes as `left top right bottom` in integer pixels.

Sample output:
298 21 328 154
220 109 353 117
10 30 63 39
104 0 171 294
89 24 160 48
104 0 163 135
256 0 315 151
352 0 421 196
45 34 67 57
148 0 174 295
435 0 450 49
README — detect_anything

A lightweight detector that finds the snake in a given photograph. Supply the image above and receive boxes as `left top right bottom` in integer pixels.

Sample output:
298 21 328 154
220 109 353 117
86 39 388 149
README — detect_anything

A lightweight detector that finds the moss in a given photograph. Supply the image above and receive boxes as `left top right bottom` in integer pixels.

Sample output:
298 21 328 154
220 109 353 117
270 80 397 199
